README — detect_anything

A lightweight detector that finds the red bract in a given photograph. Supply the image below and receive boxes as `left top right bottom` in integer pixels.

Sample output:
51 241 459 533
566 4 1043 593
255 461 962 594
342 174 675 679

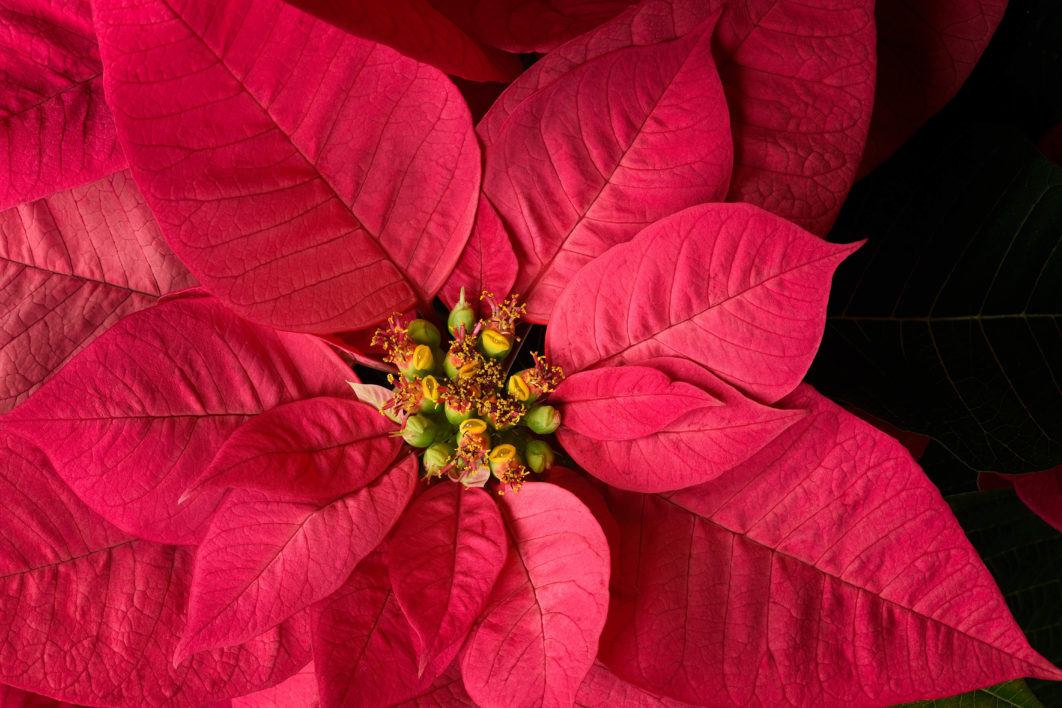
0 0 1057 705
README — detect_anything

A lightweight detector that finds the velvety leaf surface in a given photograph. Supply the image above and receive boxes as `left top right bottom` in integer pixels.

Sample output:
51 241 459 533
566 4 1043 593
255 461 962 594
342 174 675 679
601 385 1062 706
188 396 400 501
280 0 522 81
859 0 1007 176
178 457 416 659
460 482 610 708
389 484 507 671
896 678 1044 707
810 125 1062 473
3 297 350 545
231 662 319 707
440 197 518 308
0 432 311 707
0 0 124 210
94 0 480 333
556 357 804 492
552 364 720 440
714 0 876 235
313 549 447 707
0 169 196 412
547 203 858 401
478 2 732 321
432 0 635 52
980 468 1062 533
575 662 696 707
948 490 1062 705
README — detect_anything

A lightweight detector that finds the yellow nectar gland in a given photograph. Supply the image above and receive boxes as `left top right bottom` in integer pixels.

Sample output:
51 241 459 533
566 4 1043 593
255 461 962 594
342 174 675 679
488 443 528 492
421 375 440 403
412 344 434 372
507 374 531 402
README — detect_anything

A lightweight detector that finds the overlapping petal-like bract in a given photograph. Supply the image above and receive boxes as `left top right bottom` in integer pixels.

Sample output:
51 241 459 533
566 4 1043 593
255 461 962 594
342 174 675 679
548 203 859 402
460 483 610 708
3 296 351 545
715 0 876 235
478 0 732 320
0 0 124 211
601 386 1062 705
94 0 480 332
0 433 310 707
981 467 1062 533
0 170 196 411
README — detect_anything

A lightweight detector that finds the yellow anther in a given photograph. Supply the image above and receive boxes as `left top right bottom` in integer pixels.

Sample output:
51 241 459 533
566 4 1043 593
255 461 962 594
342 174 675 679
421 375 440 402
412 344 434 372
507 374 531 402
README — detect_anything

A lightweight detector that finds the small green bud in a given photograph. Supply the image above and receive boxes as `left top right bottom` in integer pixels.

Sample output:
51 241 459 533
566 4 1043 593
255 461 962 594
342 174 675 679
479 329 513 359
445 400 473 425
524 440 555 473
507 371 538 404
447 287 477 336
401 414 440 447
419 376 441 414
407 319 441 347
401 344 435 380
422 441 455 475
523 405 560 434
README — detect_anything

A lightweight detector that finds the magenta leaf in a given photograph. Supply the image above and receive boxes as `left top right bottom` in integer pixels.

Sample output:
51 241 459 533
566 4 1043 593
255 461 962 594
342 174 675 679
478 3 732 321
432 0 636 53
279 0 522 82
551 365 720 440
94 0 480 333
859 0 1007 176
0 685 80 707
460 482 610 708
178 457 416 660
980 467 1062 533
231 662 319 708
600 385 1062 705
555 358 804 492
541 466 623 574
389 484 507 671
715 0 876 235
575 662 695 707
3 297 351 545
0 432 311 706
0 169 197 412
0 0 124 211
391 661 476 707
440 197 518 309
313 549 448 707
188 396 401 501
547 203 859 401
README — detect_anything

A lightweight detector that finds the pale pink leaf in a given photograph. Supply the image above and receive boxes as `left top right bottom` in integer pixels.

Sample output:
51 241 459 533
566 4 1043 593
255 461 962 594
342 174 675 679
859 0 1008 176
187 396 400 501
0 169 196 412
478 4 732 321
0 0 124 210
389 484 507 670
460 482 610 708
547 203 859 401
3 297 351 545
715 0 876 235
440 197 519 309
0 432 311 707
575 662 696 707
980 467 1062 533
231 662 319 708
555 358 805 492
432 0 636 53
312 549 449 707
280 0 522 81
551 364 720 440
600 385 1062 705
94 0 480 333
177 457 416 659
541 466 622 574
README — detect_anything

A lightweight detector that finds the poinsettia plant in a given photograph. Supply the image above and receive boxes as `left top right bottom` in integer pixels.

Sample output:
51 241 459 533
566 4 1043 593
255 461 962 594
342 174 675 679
1 0 1059 706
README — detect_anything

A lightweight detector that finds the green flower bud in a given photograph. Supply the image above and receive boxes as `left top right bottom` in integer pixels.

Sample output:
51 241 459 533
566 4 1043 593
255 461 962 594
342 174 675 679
478 329 513 359
401 414 440 447
447 287 477 336
507 371 538 404
445 400 473 425
524 440 555 473
422 440 455 475
407 319 441 347
523 405 561 434
400 344 435 380
419 375 442 414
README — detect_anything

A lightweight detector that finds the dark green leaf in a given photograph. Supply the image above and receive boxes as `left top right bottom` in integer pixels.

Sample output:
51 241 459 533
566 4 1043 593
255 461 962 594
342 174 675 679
894 679 1043 707
810 124 1062 473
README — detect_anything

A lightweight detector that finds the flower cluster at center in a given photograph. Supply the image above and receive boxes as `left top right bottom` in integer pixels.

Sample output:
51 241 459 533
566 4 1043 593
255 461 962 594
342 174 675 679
370 290 564 493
